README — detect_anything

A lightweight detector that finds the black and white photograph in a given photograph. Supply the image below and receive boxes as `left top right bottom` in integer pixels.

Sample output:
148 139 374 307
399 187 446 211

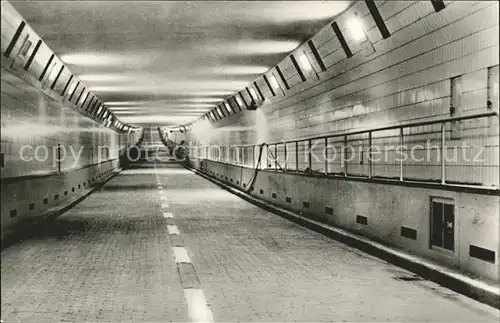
0 0 499 322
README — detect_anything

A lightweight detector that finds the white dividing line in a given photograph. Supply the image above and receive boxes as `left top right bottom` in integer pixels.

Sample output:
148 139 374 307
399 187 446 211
160 196 167 201
161 203 169 208
184 289 214 323
172 247 191 263
158 186 163 189
159 190 164 195
167 224 180 235
163 212 173 218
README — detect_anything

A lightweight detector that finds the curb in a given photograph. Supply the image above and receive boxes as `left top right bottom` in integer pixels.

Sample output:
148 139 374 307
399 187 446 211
186 165 500 310
1 169 122 250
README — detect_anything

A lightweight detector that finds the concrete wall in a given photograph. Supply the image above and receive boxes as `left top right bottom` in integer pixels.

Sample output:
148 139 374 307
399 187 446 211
189 158 499 282
0 3 142 237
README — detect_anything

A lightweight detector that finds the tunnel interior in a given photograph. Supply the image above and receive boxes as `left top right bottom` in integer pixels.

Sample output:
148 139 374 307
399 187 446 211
1 0 499 321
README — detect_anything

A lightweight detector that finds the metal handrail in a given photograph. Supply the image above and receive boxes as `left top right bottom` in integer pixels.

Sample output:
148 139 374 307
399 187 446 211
189 110 499 188
195 111 498 149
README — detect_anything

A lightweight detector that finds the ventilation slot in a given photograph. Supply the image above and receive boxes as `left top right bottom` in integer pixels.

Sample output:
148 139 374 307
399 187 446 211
272 193 277 199
43 198 48 204
356 215 368 225
29 203 35 211
303 201 310 209
401 226 417 240
260 189 264 194
325 207 333 215
54 194 59 200
469 245 495 263
286 197 292 203
10 209 17 218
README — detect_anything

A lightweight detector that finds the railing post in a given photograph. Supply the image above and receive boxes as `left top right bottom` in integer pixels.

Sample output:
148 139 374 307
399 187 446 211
253 145 256 168
324 137 328 175
368 131 372 179
274 144 278 171
284 143 287 171
308 139 312 172
295 141 299 172
441 122 446 184
343 135 348 177
399 127 404 181
266 144 270 169
242 145 245 167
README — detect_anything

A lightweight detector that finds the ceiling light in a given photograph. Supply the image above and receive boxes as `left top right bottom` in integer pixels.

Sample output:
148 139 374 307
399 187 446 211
79 91 88 104
177 98 224 103
48 63 59 82
118 115 198 124
201 65 269 75
236 95 244 108
225 102 233 114
60 52 150 67
269 74 280 89
217 40 301 55
249 88 258 101
216 107 223 118
78 74 130 82
67 82 78 97
299 53 312 71
347 16 366 42
105 101 150 106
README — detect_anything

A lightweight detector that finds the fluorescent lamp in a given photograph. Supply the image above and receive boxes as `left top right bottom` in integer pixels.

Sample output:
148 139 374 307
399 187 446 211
299 54 312 71
347 16 366 42
270 74 280 89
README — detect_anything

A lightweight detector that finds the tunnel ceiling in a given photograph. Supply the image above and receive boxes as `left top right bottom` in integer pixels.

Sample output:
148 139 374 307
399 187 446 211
10 0 352 127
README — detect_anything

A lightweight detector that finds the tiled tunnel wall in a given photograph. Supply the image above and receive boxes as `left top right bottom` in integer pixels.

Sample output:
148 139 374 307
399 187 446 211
183 0 499 186
0 5 143 238
176 1 500 281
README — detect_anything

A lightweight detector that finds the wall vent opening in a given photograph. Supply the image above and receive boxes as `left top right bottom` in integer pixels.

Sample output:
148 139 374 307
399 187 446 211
469 245 495 263
401 226 417 240
356 215 368 225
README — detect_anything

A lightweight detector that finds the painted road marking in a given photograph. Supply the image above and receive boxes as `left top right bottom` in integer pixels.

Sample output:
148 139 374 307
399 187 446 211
173 247 191 263
184 289 214 322
161 203 169 208
163 212 173 218
160 196 167 201
167 225 180 235
159 190 164 195
158 186 163 189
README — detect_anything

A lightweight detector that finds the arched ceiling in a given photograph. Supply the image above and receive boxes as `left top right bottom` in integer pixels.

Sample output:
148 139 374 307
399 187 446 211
10 0 352 126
